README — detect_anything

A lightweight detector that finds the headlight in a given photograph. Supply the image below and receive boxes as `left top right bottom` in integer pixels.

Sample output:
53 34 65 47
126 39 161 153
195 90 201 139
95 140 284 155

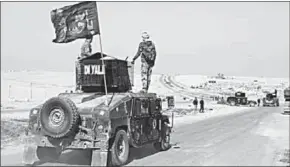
99 110 105 116
31 109 38 115
98 125 104 130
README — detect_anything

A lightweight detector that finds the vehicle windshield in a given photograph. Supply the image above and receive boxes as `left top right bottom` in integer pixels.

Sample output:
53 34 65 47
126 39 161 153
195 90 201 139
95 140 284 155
266 94 273 99
235 92 245 97
284 90 290 97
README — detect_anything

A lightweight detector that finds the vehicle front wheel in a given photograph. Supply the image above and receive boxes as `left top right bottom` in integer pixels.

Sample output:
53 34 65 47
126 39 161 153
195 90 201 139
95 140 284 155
110 130 129 166
249 102 255 107
229 100 236 106
154 123 171 151
36 146 61 162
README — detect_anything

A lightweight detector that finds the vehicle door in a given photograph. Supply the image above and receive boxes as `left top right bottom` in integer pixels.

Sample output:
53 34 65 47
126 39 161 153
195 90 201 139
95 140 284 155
148 98 162 141
130 97 151 146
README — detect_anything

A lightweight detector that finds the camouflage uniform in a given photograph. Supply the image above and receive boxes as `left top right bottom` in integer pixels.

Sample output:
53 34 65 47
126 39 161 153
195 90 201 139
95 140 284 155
81 36 93 58
76 36 93 91
133 40 157 92
75 60 81 91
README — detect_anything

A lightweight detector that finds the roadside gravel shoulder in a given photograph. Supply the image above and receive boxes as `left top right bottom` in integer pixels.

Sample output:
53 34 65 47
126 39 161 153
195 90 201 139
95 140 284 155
254 110 290 166
165 104 255 128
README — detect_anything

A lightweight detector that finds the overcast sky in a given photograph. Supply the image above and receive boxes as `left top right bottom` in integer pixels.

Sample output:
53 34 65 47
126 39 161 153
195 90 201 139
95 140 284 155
1 2 289 78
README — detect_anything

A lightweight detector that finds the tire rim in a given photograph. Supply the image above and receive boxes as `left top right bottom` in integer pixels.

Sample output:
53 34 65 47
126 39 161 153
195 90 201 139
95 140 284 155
163 128 170 148
117 135 125 157
163 136 170 147
49 108 65 127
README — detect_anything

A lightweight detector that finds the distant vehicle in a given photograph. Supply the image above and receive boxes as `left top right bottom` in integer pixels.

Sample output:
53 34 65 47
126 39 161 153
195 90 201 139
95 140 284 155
283 87 290 114
208 80 217 84
226 91 257 107
262 89 279 107
190 85 198 89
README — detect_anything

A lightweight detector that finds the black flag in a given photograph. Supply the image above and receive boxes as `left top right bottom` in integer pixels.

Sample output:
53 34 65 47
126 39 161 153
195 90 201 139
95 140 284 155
51 1 100 43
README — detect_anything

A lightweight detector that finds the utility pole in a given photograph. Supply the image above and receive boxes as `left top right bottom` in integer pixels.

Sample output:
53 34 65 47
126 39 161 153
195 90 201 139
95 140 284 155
30 82 33 100
8 85 11 99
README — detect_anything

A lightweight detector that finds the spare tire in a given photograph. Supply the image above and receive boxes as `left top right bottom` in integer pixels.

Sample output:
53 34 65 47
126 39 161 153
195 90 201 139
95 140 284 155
40 97 80 138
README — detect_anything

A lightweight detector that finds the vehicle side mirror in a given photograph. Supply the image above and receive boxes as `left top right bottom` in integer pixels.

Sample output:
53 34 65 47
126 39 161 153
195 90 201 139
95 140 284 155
155 98 162 111
166 96 175 109
141 99 149 114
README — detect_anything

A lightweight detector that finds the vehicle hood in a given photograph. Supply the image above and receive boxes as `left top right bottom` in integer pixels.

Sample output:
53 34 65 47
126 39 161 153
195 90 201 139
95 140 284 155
264 98 275 103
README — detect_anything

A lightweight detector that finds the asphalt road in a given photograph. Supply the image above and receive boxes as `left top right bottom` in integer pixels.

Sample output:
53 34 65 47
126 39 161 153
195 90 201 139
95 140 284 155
1 106 287 166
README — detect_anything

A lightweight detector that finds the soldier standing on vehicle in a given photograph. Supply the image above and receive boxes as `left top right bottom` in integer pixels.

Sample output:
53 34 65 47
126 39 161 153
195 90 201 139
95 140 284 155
80 36 93 58
75 36 93 91
193 97 198 111
132 32 157 93
200 98 205 113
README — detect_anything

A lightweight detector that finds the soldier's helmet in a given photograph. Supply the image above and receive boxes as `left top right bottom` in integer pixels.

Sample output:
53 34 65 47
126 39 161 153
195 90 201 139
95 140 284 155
141 31 150 40
84 36 93 43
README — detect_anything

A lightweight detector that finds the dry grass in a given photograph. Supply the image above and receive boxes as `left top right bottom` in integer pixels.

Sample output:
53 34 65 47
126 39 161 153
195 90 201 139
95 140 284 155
1 119 27 148
279 149 290 164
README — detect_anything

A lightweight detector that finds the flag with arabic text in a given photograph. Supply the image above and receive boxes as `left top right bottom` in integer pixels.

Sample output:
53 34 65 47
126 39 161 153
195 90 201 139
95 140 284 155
51 1 100 43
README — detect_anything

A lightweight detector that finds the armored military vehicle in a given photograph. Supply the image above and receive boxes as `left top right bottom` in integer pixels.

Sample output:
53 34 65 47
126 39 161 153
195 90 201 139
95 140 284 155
283 87 290 114
226 91 257 107
262 89 279 107
23 52 173 166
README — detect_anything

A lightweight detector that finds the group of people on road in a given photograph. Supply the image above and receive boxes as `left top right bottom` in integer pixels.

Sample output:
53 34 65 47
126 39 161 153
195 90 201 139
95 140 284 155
193 97 205 113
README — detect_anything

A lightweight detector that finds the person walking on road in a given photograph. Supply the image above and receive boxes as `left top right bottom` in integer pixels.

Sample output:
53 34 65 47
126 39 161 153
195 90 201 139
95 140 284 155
257 98 261 106
193 97 198 111
199 98 205 113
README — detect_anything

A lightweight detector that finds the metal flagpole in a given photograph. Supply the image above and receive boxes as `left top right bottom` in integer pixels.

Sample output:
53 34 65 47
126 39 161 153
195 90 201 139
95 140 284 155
98 35 108 106
96 2 108 106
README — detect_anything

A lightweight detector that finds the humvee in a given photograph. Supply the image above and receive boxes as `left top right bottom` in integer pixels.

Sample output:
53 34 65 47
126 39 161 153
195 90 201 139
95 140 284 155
262 89 279 107
23 53 173 166
283 87 290 114
226 91 257 107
